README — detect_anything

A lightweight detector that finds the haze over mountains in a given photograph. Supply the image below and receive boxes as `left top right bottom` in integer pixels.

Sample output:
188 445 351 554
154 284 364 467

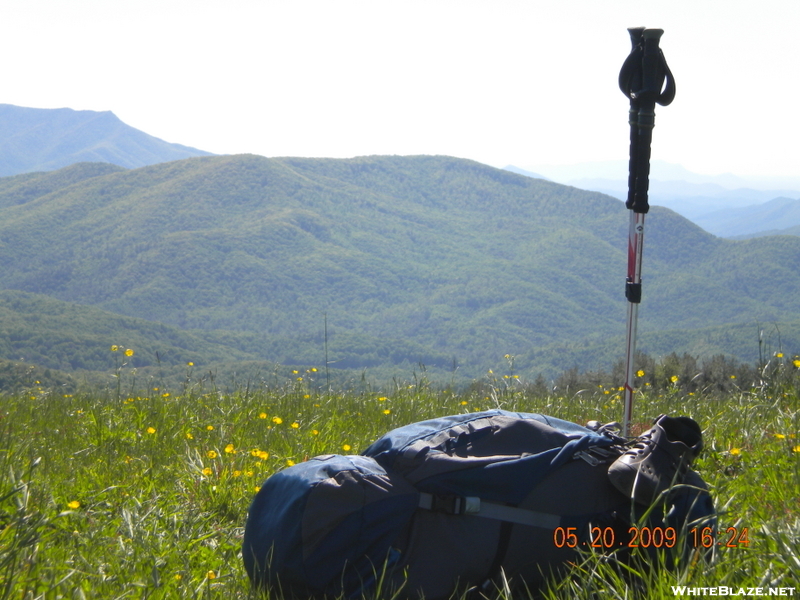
1 104 800 389
507 161 800 239
3 103 797 240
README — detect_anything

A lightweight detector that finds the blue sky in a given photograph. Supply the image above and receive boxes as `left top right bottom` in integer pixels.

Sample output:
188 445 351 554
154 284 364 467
2 0 798 178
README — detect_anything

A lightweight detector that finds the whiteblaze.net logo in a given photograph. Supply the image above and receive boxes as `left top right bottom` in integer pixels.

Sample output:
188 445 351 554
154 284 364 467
671 587 796 597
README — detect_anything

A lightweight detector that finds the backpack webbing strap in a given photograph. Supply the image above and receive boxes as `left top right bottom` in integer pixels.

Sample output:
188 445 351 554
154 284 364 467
418 493 561 529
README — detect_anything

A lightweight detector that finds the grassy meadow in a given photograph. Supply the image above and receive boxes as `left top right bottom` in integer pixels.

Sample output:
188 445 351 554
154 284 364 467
0 351 798 599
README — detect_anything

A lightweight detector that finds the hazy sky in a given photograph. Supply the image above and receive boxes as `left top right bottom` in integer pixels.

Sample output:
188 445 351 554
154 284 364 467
2 0 797 178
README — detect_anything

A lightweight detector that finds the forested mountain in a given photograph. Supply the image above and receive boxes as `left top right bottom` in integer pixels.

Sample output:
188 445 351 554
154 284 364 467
2 154 800 383
735 224 800 239
0 104 212 176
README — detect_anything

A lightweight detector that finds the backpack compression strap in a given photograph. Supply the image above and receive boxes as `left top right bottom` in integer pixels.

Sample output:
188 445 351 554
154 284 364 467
418 492 561 529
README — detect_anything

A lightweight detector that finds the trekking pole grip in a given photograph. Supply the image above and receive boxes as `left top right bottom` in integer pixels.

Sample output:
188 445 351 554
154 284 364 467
630 28 671 214
620 27 645 210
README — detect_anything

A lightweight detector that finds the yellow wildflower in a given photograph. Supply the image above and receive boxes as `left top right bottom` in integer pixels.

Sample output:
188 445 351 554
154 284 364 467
111 345 118 352
259 412 267 419
730 448 741 456
291 422 300 429
207 450 218 459
146 427 156 434
636 369 645 377
202 467 213 476
224 444 235 454
342 444 352 452
67 500 81 509
272 417 283 425
124 348 134 357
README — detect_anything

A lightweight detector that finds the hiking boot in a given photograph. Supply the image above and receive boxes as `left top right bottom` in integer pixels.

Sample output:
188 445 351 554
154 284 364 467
608 414 703 505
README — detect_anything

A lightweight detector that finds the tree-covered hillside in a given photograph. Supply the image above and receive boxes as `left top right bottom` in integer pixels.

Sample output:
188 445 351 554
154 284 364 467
1 154 799 380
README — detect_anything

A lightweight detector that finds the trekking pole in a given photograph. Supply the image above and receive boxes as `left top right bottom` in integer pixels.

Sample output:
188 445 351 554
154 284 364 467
618 28 675 437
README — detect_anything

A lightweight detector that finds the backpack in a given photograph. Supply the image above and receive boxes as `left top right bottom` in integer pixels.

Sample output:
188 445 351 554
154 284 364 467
242 409 714 599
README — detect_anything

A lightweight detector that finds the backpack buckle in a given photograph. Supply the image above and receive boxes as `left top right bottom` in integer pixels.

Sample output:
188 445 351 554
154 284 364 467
574 450 602 466
432 494 465 515
420 493 480 515
574 446 623 466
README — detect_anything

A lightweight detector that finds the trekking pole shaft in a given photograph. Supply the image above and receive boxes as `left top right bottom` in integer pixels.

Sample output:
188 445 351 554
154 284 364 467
622 210 645 437
623 303 639 437
623 103 652 434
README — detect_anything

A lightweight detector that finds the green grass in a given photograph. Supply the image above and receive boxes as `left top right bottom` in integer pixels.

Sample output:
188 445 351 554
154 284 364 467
0 364 798 598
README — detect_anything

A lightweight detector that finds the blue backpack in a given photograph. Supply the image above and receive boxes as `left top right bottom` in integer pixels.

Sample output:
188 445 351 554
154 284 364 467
242 410 714 598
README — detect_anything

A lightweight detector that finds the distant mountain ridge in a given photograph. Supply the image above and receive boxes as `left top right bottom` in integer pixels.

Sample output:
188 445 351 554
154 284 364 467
508 161 800 235
517 160 800 191
0 104 213 176
693 197 800 238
